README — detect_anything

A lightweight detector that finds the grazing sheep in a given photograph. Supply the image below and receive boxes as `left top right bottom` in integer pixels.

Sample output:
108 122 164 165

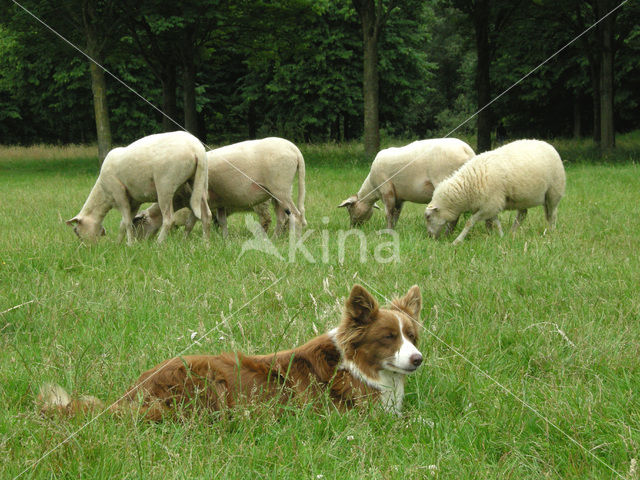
134 137 306 238
134 202 272 238
424 139 566 244
66 131 211 245
338 138 474 228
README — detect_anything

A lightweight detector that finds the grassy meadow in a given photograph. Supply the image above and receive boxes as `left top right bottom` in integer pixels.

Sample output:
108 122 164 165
1 135 640 479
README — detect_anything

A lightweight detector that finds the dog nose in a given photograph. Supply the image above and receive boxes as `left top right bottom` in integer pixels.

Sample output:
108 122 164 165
410 354 423 367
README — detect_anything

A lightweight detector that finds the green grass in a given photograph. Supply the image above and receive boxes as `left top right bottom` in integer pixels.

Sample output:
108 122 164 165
1 136 640 479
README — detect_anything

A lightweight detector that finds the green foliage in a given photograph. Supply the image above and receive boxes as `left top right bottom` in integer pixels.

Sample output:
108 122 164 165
379 2 438 137
0 0 639 146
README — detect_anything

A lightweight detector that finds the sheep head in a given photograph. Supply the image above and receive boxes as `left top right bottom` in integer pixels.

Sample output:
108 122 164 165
338 195 379 227
66 216 106 242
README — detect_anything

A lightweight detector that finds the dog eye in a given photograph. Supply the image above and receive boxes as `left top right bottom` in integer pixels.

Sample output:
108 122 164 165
385 333 396 339
406 332 416 341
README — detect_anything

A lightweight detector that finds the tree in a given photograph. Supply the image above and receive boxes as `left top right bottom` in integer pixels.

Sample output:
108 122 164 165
352 0 398 157
77 0 120 163
450 0 522 152
15 0 120 163
596 0 617 149
121 3 182 133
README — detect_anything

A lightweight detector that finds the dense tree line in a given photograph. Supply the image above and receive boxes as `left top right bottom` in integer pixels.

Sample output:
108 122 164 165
1 0 638 160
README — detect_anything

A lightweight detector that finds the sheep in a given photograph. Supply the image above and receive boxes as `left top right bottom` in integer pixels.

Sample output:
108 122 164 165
66 131 211 245
134 202 272 238
134 137 306 238
424 139 566 244
338 138 475 229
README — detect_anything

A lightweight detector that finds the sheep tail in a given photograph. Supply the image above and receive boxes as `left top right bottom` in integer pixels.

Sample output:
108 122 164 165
296 149 307 227
462 142 475 159
189 150 210 221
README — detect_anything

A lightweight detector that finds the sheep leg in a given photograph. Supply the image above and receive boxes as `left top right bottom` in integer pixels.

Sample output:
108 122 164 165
444 217 459 236
511 209 527 232
156 194 175 243
273 199 288 236
485 217 504 236
544 189 561 230
217 207 228 238
452 211 486 245
117 204 139 245
110 184 137 245
117 219 127 244
380 185 397 229
272 192 301 236
281 198 303 234
254 202 272 234
143 203 163 239
184 211 197 237
391 201 404 229
200 199 212 241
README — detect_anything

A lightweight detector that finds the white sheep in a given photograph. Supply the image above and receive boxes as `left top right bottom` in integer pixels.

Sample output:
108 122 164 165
134 202 272 238
66 131 211 245
338 138 475 228
424 139 566 244
134 137 306 238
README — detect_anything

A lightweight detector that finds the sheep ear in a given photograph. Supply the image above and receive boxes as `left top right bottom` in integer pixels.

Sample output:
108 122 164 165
393 285 422 319
101 227 107 236
66 216 81 226
132 213 145 225
372 203 381 210
338 196 357 208
425 204 438 214
344 284 379 325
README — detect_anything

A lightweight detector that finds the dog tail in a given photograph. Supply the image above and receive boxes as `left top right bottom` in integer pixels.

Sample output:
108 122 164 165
37 383 104 416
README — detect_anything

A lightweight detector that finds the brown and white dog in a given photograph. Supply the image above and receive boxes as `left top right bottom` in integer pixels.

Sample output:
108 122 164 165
39 284 423 420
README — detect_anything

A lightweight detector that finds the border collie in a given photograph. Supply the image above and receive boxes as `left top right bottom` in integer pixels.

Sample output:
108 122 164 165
39 284 423 419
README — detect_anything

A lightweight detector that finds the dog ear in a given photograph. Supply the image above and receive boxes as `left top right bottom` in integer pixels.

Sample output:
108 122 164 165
394 285 422 319
338 196 357 208
65 216 81 226
345 284 379 324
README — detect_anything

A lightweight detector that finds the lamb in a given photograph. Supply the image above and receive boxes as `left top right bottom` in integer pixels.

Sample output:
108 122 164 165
135 202 272 238
66 131 212 245
338 138 475 229
424 139 566 244
134 137 306 238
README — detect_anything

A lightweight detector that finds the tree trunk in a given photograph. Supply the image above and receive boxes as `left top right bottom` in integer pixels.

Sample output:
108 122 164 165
362 31 380 157
87 50 112 166
182 55 198 136
589 59 601 143
80 0 112 165
248 102 257 139
182 28 198 137
353 0 381 158
573 95 582 138
598 1 615 149
161 65 178 132
473 0 492 153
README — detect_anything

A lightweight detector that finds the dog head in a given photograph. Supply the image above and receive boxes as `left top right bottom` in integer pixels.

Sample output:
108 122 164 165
333 284 423 384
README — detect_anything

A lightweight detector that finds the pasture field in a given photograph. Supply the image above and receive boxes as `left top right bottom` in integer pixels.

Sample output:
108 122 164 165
1 136 640 479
